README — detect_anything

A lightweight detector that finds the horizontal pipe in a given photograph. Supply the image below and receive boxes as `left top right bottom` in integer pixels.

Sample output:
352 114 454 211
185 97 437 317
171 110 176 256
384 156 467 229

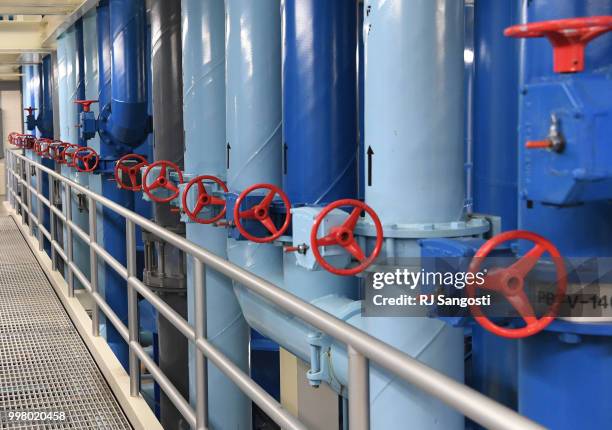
6 150 543 430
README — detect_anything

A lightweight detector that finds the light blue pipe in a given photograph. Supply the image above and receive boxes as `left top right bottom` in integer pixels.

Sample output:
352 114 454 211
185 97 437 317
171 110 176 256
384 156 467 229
364 0 466 225
182 1 251 428
57 24 91 289
82 9 108 298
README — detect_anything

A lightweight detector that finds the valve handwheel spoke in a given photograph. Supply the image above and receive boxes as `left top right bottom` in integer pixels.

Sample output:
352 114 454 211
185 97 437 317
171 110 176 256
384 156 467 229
310 199 383 276
505 16 612 73
75 147 100 173
114 153 150 191
467 230 567 339
234 184 292 243
183 175 229 224
142 160 184 203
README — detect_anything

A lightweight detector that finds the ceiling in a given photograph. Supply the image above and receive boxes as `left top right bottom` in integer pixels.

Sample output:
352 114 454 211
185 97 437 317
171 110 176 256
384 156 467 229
0 0 94 81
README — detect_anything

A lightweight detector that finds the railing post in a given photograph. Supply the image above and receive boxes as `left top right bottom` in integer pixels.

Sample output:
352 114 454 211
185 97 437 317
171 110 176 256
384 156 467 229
348 345 370 430
65 184 74 297
27 161 34 237
126 220 140 396
49 176 57 270
194 258 208 430
88 196 100 337
35 166 43 251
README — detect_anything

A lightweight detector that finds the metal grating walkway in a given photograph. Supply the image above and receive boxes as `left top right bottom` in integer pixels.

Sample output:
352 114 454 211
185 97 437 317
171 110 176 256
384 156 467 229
0 215 132 429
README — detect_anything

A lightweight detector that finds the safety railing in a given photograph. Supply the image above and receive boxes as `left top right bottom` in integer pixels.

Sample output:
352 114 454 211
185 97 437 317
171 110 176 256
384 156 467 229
4 147 544 430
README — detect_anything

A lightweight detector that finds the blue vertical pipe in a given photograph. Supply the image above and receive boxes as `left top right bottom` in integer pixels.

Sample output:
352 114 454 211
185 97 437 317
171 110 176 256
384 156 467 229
470 0 520 412
280 0 358 337
37 55 55 139
364 0 466 225
97 0 111 117
182 1 251 427
96 0 137 368
38 55 55 257
361 1 465 427
98 0 149 148
472 0 520 231
516 1 612 428
282 0 358 205
75 19 86 147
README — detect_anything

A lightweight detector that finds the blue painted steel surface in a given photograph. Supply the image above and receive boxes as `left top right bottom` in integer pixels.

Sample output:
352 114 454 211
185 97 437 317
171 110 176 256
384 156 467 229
517 0 612 257
182 0 251 427
472 0 520 231
520 330 612 429
282 0 358 205
514 2 612 429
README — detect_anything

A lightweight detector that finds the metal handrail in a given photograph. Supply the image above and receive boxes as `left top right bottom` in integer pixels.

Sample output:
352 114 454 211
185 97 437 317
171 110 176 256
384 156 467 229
4 148 545 430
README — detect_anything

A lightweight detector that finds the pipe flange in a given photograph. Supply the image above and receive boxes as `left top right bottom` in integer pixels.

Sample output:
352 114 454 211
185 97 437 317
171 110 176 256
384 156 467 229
354 215 489 239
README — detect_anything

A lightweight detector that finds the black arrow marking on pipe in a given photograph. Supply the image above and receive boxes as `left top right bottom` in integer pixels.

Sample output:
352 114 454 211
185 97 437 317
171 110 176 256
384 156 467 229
367 146 374 186
226 143 231 169
283 143 288 175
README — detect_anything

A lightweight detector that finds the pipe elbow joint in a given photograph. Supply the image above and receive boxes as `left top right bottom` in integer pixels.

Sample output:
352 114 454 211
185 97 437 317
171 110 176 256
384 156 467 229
98 102 152 150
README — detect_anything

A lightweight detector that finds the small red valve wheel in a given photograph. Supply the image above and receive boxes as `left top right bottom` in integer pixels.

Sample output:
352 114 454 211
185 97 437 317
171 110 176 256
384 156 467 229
505 16 612 73
74 99 98 112
74 146 100 172
182 175 229 224
8 132 18 145
49 142 68 161
33 139 42 155
24 107 37 115
114 154 149 191
36 138 52 157
310 199 383 276
62 144 79 166
142 160 184 203
467 230 567 339
233 183 291 243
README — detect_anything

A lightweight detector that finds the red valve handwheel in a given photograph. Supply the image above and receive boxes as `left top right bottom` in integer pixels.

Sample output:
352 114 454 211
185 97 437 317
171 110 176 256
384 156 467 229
74 146 100 173
233 183 291 243
467 230 567 339
74 99 98 112
182 175 229 225
49 142 68 161
142 160 184 203
33 139 42 155
62 144 80 166
8 132 19 145
22 135 36 150
35 139 50 157
505 16 612 73
310 199 383 276
114 154 149 191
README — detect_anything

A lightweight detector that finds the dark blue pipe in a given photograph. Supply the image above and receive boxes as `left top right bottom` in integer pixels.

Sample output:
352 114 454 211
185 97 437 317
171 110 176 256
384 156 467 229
36 55 54 139
38 55 54 258
97 0 112 121
97 0 150 148
472 0 520 230
96 0 139 370
282 0 358 205
75 19 86 146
